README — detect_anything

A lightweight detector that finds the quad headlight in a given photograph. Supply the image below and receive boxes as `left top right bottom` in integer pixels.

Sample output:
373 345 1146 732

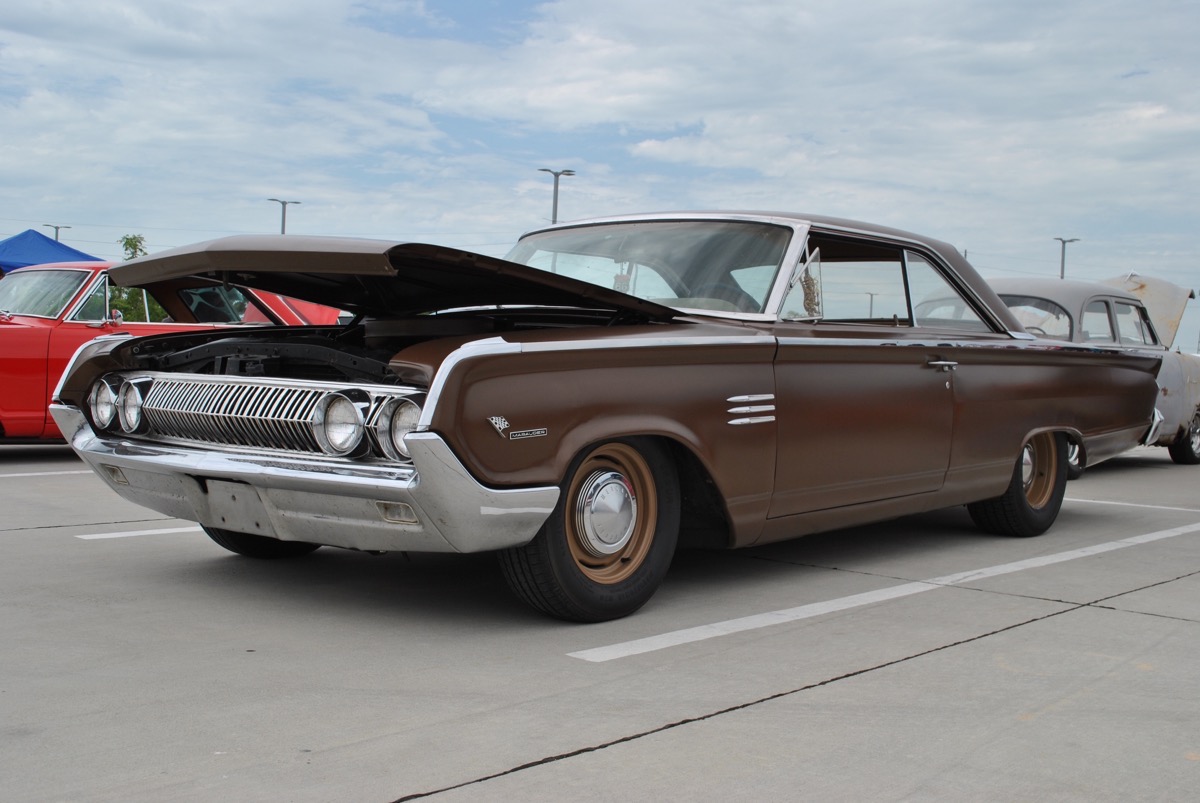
85 374 421 462
312 392 365 456
118 380 147 433
372 397 422 460
88 378 120 429
89 375 153 434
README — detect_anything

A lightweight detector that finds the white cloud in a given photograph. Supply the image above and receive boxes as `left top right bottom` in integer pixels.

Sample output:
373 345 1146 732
1 0 1198 348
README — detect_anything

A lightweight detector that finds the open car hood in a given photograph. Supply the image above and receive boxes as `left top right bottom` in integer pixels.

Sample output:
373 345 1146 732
111 234 680 322
1101 273 1195 349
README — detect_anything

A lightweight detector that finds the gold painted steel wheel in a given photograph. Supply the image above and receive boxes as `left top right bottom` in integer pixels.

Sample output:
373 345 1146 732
498 437 681 622
1020 432 1058 510
564 442 658 585
967 431 1068 538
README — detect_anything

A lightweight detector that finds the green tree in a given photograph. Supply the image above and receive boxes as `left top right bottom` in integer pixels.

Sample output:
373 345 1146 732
110 234 164 321
119 234 148 261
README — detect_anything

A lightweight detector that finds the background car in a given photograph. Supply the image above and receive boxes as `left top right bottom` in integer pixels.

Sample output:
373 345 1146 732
0 260 340 442
990 275 1200 472
50 215 1160 621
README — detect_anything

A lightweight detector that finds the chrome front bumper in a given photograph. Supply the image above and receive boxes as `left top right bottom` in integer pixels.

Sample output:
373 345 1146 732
50 404 559 553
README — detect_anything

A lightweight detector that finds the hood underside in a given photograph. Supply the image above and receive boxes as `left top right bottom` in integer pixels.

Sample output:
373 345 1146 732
111 234 679 322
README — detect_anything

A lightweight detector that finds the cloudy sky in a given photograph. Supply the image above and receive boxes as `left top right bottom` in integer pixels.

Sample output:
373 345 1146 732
3 0 1198 346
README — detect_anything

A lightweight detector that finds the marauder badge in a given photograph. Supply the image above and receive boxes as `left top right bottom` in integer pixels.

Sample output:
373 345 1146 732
488 416 547 441
488 416 510 437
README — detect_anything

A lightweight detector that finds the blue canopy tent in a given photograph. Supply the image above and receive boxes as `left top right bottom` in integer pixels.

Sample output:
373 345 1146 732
0 229 103 272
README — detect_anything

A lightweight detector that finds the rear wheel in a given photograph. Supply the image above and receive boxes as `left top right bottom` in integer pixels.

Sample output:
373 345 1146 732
968 432 1067 537
203 526 321 559
1167 411 1200 465
499 438 680 622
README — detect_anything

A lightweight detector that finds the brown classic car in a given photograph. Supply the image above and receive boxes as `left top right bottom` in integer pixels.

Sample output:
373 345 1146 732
50 213 1161 621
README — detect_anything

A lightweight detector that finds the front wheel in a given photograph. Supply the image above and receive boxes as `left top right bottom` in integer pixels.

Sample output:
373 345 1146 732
1167 411 1200 465
203 526 321 559
967 432 1068 537
499 438 681 622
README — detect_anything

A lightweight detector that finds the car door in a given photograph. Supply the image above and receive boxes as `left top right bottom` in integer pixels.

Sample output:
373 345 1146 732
767 235 972 518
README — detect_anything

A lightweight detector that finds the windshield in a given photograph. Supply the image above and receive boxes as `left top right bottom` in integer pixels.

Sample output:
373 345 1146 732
505 220 792 314
0 269 91 318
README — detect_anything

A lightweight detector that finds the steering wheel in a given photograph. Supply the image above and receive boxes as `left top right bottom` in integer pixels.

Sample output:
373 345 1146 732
690 281 760 313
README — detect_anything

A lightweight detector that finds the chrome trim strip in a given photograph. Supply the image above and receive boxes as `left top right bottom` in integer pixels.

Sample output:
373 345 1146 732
727 394 775 403
519 335 773 353
420 337 520 430
727 405 776 415
420 335 773 430
728 416 776 426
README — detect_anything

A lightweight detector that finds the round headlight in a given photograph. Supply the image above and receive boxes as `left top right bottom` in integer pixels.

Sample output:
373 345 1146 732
118 381 144 433
376 393 424 456
89 379 118 430
313 393 364 455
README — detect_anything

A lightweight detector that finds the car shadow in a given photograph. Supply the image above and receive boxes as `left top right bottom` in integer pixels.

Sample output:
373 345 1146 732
148 506 996 625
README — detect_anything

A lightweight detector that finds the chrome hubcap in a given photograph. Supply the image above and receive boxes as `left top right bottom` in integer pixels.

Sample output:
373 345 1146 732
575 471 637 557
1021 443 1036 488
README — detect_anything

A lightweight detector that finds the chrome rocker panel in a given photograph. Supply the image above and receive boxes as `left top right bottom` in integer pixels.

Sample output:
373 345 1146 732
51 404 559 554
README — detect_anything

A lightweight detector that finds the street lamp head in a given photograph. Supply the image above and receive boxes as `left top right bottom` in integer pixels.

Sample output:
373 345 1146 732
267 198 301 234
538 169 575 223
1053 237 1080 280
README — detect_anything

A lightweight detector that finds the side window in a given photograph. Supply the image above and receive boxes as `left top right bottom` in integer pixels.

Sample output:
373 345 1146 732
906 252 987 331
109 286 170 323
1114 301 1158 346
179 286 253 323
783 236 990 330
806 237 907 322
997 295 1073 339
1081 301 1114 342
71 279 108 322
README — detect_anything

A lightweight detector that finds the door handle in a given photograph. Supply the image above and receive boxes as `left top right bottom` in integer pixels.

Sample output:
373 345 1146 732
927 360 958 372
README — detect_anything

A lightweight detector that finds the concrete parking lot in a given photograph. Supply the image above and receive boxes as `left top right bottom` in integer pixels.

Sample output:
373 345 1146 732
2 443 1198 802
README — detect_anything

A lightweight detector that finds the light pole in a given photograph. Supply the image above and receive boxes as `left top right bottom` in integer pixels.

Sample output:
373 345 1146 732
538 168 574 223
268 198 301 234
1053 237 1079 279
43 224 71 241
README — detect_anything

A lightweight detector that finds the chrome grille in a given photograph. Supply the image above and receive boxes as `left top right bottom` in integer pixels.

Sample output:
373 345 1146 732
143 377 325 452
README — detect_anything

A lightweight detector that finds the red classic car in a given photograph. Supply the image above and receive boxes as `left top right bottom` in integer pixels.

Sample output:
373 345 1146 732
0 260 340 442
50 214 1162 621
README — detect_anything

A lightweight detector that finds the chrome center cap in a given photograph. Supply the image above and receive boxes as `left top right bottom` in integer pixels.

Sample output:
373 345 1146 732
1021 444 1035 487
576 471 637 557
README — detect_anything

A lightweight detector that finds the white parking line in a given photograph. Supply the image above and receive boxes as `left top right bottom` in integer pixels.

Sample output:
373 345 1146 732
568 520 1200 663
1066 497 1200 513
76 526 203 540
0 470 93 478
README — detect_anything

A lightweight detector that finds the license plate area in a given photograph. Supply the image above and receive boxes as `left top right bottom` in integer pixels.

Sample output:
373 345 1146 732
204 479 272 535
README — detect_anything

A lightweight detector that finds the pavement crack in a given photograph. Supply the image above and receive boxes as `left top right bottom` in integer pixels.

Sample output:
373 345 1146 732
389 605 1083 801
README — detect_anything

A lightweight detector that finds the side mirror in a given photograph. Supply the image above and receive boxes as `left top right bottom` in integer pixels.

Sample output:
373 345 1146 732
110 309 125 325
